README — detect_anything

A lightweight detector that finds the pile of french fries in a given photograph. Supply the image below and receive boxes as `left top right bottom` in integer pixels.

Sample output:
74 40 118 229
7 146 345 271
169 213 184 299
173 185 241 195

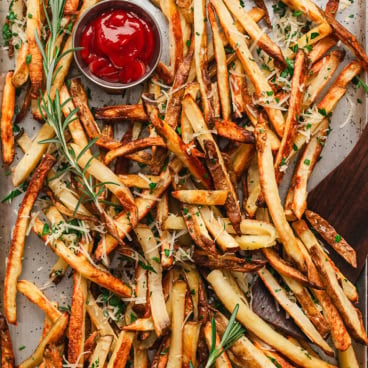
1 0 368 366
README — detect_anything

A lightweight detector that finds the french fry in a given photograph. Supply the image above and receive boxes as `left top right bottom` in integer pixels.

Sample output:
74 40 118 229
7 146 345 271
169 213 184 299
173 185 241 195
281 0 325 23
223 0 286 65
172 190 229 205
1 71 15 165
107 330 135 368
183 322 201 368
229 59 247 119
12 124 56 186
123 318 155 332
67 271 88 366
95 104 148 121
204 320 232 368
305 210 357 267
0 313 15 368
26 0 42 97
255 120 306 272
4 154 55 324
211 0 285 136
59 84 90 148
208 6 231 120
48 239 132 297
214 120 255 144
17 280 62 322
149 108 212 188
286 119 328 219
135 225 170 337
232 144 255 179
18 313 69 368
134 344 148 368
207 270 335 368
214 312 275 368
308 36 337 64
337 345 360 368
166 280 187 368
117 174 161 189
157 192 173 268
160 0 184 74
88 335 113 368
274 49 306 184
104 137 166 165
12 42 29 88
64 0 79 14
70 143 137 221
325 0 339 17
193 0 214 123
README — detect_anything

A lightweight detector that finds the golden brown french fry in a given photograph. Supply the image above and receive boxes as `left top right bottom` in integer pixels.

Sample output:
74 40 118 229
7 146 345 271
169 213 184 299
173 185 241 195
0 313 15 368
194 0 214 123
308 37 337 64
337 345 360 368
232 144 255 180
107 330 135 368
70 143 137 221
157 192 173 268
223 0 286 65
208 6 231 120
17 280 62 323
214 120 255 144
274 49 306 184
67 271 88 366
12 42 29 88
207 270 335 368
64 0 79 13
48 239 132 297
305 210 357 267
258 268 333 355
18 313 68 368
1 71 15 165
183 322 201 368
204 320 232 367
26 0 42 97
282 0 325 23
149 108 212 188
117 174 161 189
255 120 306 272
69 78 101 138
172 190 229 205
95 104 148 121
104 137 166 165
287 119 328 219
4 155 55 324
59 84 89 148
166 280 187 368
160 0 184 74
123 318 155 332
135 225 170 337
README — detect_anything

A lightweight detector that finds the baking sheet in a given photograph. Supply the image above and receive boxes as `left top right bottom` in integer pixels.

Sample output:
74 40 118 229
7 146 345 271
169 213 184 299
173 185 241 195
0 0 366 365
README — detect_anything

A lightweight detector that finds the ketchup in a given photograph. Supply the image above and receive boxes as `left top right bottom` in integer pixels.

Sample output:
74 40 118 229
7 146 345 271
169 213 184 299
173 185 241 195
80 9 155 84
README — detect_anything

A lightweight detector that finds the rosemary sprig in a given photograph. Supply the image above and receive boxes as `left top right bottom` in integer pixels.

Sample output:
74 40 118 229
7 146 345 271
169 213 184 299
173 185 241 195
34 0 106 215
205 304 244 368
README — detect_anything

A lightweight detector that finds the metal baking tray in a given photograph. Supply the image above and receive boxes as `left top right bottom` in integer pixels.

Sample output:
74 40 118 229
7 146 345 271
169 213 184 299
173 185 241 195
0 0 366 365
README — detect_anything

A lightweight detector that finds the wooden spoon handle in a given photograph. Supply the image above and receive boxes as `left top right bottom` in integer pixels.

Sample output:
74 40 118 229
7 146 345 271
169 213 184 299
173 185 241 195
308 124 368 282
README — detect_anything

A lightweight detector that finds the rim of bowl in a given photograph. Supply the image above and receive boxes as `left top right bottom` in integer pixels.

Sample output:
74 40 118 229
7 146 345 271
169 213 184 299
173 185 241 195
72 0 162 90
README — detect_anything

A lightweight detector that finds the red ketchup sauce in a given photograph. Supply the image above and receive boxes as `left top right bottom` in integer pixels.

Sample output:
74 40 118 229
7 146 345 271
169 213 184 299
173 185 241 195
80 9 155 84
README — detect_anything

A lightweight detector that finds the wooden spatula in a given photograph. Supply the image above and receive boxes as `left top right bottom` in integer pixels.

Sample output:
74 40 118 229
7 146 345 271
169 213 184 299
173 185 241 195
307 124 368 283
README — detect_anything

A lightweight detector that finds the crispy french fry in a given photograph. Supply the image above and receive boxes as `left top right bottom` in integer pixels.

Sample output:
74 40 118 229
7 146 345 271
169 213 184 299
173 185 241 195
172 190 229 205
166 280 187 368
26 0 42 97
4 154 55 324
12 42 29 88
64 0 79 14
135 225 170 337
1 71 15 165
214 120 255 144
308 36 337 64
305 210 357 267
255 120 306 272
274 50 306 184
18 313 69 368
183 322 201 368
157 192 173 268
107 330 135 368
337 345 360 368
104 137 166 165
17 280 62 322
117 174 161 189
95 104 148 121
88 335 113 368
207 270 335 368
0 313 15 368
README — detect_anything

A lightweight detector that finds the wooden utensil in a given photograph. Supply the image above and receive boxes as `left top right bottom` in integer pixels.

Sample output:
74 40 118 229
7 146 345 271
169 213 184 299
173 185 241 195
307 124 368 283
